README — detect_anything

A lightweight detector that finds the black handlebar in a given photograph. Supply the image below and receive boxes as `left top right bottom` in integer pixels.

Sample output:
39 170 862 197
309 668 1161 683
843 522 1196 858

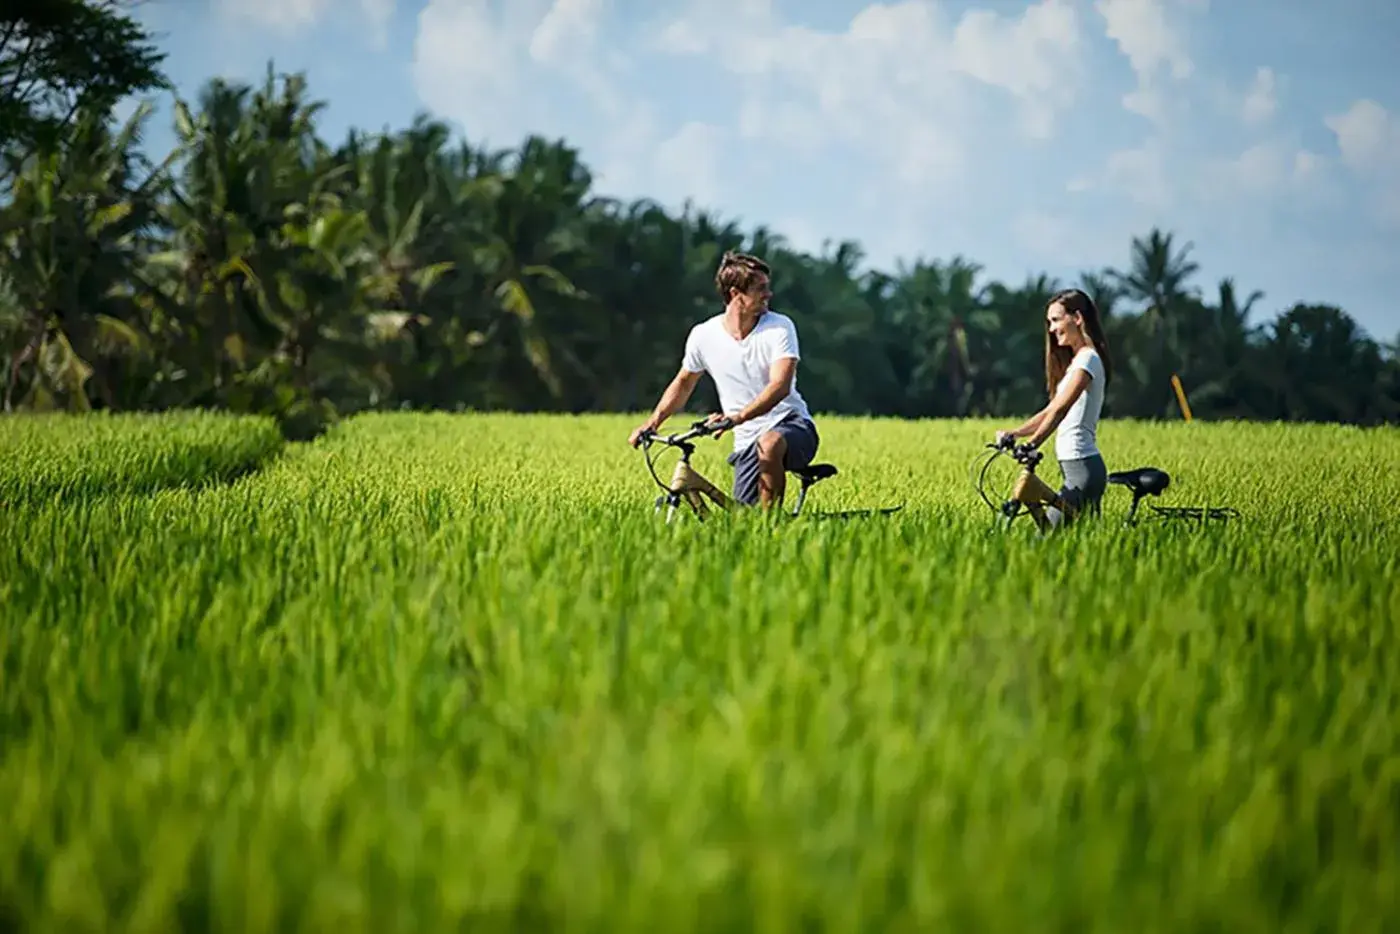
639 417 733 449
987 437 1042 468
636 417 735 497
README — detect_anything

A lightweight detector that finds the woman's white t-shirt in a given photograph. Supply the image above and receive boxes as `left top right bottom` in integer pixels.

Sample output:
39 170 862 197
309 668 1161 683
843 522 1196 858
1055 347 1105 461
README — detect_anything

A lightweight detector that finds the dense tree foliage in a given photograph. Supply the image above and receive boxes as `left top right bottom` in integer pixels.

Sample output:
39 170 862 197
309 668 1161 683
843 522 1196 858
2 61 1397 439
1 0 166 162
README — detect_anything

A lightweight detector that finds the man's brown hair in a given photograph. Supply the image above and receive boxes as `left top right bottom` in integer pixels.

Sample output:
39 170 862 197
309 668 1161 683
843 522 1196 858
714 251 771 301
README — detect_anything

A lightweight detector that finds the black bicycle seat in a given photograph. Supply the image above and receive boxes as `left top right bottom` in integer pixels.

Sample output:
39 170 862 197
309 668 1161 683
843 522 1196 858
792 463 838 483
1108 467 1170 497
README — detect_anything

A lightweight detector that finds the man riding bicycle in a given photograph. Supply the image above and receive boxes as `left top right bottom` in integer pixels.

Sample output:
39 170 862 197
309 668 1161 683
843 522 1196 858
627 251 820 512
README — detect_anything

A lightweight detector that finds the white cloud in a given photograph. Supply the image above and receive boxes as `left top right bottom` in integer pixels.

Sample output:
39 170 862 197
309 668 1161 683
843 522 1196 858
361 0 400 30
1013 210 1063 251
771 215 833 258
653 0 1085 195
1324 99 1400 227
1293 150 1323 180
1101 141 1171 208
413 0 629 126
736 98 827 150
1013 209 1125 268
1121 86 1167 123
412 0 720 211
528 0 604 62
401 0 1397 339
1095 0 1193 79
1204 139 1320 196
651 122 727 208
413 0 1089 213
1095 0 1197 124
654 0 969 191
215 0 394 43
412 0 523 141
948 0 1084 138
652 0 784 73
1241 66 1278 125
1081 7 1330 215
1325 99 1400 175
216 0 327 32
1090 131 1331 217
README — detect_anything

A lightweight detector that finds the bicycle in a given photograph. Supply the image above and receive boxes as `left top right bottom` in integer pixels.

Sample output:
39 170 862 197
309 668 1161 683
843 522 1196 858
636 417 900 522
970 436 1238 532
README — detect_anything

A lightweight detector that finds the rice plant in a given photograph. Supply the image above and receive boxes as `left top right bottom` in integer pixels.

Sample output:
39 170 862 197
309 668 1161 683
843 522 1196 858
1 411 1396 933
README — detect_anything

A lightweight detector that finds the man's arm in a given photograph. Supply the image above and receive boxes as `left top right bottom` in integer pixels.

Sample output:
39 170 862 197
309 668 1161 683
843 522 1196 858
731 356 796 427
630 326 708 447
632 367 702 442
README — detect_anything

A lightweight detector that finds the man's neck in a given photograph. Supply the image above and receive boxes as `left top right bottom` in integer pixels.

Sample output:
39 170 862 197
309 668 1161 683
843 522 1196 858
724 304 764 339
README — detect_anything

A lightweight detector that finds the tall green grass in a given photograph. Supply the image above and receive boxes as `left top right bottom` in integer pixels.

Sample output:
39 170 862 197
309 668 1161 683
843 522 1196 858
0 411 285 506
1 411 1397 932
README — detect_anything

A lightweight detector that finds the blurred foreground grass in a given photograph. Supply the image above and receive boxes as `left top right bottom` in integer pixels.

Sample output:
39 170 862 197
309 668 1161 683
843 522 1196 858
1 411 1397 932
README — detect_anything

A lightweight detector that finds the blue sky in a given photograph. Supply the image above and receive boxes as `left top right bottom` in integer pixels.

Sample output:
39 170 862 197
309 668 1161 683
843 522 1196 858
124 0 1400 343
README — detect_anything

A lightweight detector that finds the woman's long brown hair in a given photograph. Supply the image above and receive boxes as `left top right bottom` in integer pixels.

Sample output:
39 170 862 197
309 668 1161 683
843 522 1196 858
1044 288 1113 396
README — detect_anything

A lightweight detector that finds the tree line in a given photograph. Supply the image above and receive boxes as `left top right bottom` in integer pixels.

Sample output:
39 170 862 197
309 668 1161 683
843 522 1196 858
3 6 1397 439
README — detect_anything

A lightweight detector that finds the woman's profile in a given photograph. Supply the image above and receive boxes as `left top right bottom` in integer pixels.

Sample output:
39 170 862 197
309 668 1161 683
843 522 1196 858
995 288 1113 527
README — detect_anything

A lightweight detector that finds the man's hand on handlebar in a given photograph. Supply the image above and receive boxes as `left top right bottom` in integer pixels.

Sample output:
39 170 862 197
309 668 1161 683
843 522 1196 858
704 412 736 439
629 414 735 449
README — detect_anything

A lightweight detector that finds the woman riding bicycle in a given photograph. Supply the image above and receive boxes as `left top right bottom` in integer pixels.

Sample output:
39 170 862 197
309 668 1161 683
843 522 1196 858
995 288 1113 526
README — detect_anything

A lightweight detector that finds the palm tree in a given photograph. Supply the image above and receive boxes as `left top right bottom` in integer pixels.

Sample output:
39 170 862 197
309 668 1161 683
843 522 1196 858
0 100 168 410
1110 228 1201 415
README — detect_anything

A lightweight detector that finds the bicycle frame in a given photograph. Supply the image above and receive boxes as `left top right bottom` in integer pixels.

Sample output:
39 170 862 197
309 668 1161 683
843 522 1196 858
1003 446 1074 532
972 440 1075 533
656 427 730 523
637 419 731 523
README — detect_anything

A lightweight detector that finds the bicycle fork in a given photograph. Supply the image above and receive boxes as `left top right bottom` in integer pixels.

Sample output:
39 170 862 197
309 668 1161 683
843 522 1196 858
655 455 728 523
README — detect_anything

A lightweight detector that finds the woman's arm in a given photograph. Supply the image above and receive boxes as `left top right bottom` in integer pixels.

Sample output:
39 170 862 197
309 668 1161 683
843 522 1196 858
1010 408 1047 437
1024 369 1091 449
996 406 1048 445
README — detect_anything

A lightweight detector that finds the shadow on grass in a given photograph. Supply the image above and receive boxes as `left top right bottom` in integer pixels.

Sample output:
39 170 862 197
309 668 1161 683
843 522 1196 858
0 444 286 510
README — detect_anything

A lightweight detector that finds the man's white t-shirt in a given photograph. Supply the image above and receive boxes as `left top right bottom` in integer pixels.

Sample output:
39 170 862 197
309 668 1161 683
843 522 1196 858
1054 346 1106 461
681 310 813 452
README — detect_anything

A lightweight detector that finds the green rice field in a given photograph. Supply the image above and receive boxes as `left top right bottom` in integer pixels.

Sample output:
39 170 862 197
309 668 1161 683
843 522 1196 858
2 410 1397 932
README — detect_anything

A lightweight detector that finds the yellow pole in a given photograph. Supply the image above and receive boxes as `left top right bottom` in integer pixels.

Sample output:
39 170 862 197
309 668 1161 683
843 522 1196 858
1171 373 1193 422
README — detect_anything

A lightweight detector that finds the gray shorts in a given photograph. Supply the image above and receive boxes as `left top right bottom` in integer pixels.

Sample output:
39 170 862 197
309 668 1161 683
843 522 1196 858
1047 453 1107 524
726 414 820 506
